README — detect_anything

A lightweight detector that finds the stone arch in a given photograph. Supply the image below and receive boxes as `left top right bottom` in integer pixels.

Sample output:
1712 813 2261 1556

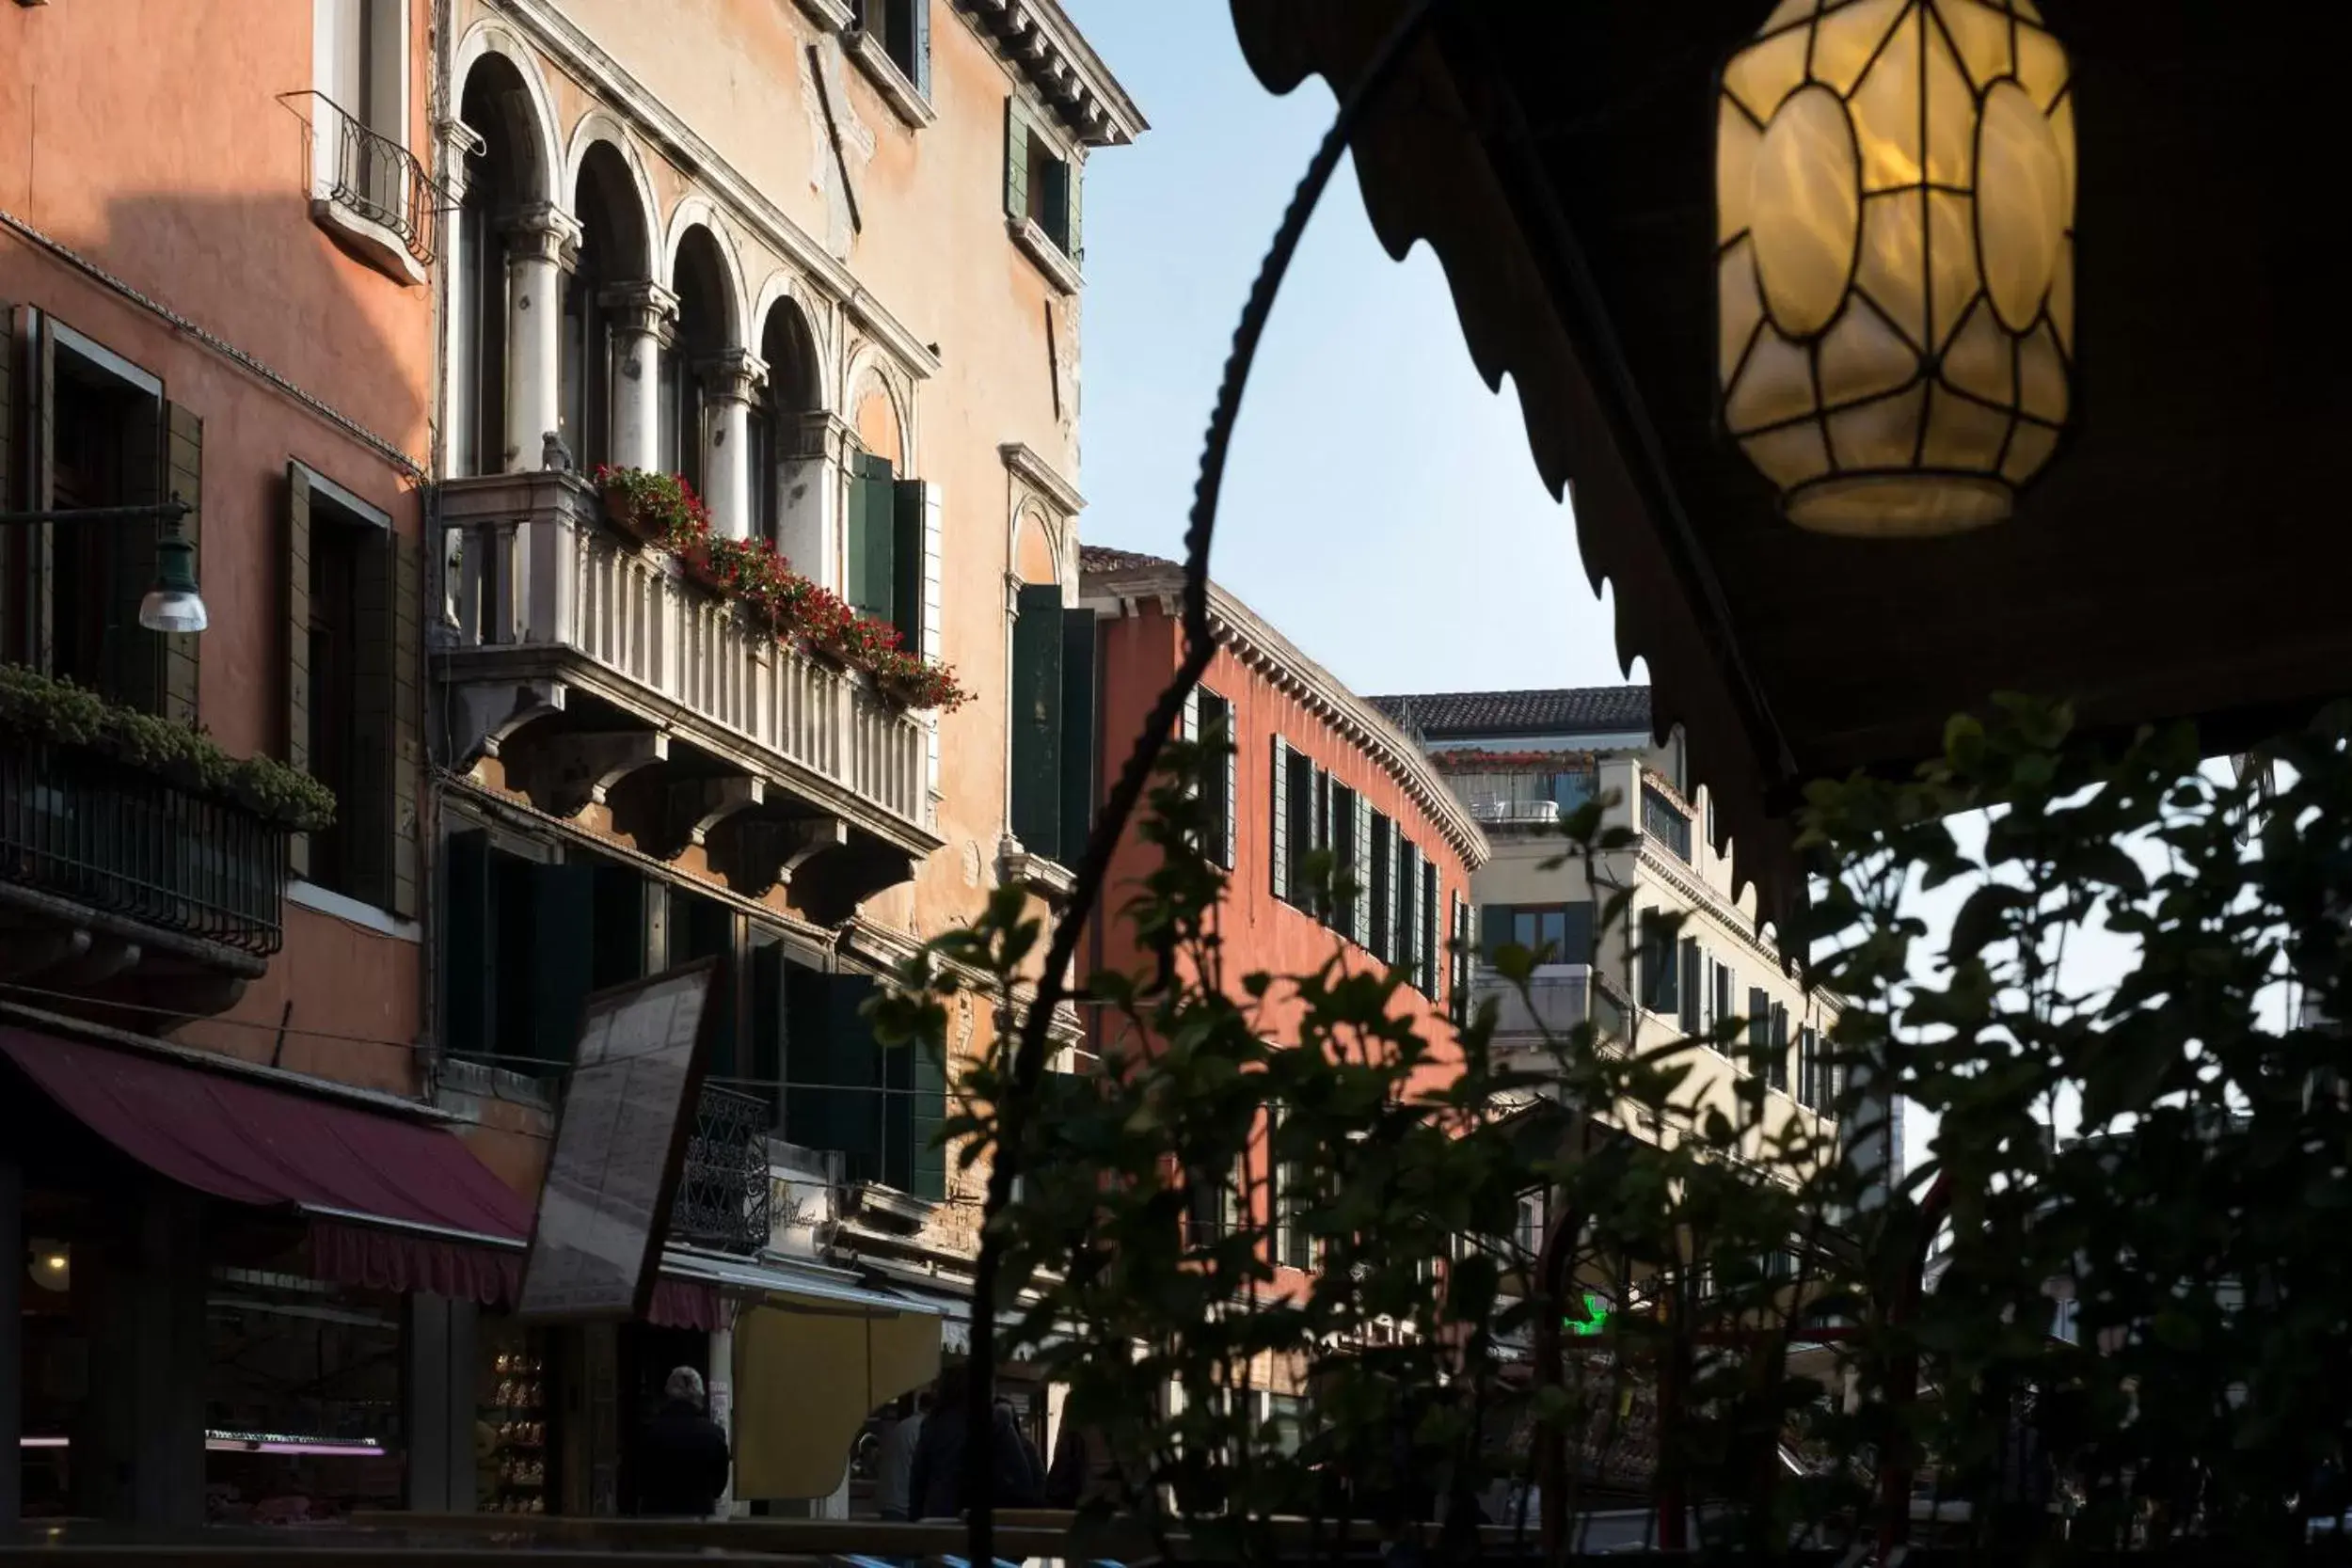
751 271 834 415
844 347 909 470
451 24 561 205
1013 502 1063 588
662 200 749 348
562 115 659 278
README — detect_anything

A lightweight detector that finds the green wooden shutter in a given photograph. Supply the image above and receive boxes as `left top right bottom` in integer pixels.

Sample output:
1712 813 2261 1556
160 402 201 725
107 390 166 716
911 1037 946 1199
1067 152 1084 261
347 526 397 909
1770 1002 1790 1090
528 861 596 1066
1009 583 1064 859
1059 606 1096 863
1679 937 1702 1036
890 477 924 650
391 534 421 918
1351 794 1373 948
1421 860 1438 996
284 464 313 879
1003 98 1031 220
442 830 491 1059
1268 736 1290 903
846 451 896 622
1221 709 1238 870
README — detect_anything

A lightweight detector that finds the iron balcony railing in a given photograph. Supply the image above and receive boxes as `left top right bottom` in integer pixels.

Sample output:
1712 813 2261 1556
670 1082 773 1254
301 91 442 265
0 741 289 955
1640 779 1692 862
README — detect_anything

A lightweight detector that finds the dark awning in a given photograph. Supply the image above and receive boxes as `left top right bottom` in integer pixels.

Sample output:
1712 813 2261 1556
1226 1 2352 927
0 1025 718 1325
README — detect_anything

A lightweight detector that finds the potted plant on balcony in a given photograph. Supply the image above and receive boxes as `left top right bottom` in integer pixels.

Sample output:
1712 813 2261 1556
871 646 970 713
0 662 337 832
594 465 707 550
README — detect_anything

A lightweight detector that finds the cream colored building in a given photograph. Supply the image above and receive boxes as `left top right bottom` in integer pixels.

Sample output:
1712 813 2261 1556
1375 687 1842 1170
423 0 1140 1512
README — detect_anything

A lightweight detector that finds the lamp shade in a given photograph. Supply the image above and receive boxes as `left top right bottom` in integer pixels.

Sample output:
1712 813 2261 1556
1717 0 2075 535
138 529 208 633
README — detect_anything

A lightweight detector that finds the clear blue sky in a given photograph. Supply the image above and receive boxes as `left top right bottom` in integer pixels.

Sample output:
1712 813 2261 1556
1061 3 1629 700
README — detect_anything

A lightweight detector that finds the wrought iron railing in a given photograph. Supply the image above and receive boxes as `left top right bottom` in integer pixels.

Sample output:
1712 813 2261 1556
1640 780 1692 862
671 1082 772 1254
302 91 441 265
0 741 289 955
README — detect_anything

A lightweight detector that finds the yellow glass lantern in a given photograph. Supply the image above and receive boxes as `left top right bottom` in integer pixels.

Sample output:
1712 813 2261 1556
1717 0 2075 535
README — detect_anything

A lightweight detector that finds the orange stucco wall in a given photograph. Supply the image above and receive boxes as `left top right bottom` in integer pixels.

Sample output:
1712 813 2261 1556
3 1 431 1097
1089 601 1480 1286
461 0 1088 945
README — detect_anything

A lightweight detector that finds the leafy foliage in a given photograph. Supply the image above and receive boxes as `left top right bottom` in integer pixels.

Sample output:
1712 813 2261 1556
0 660 336 831
872 694 2352 1560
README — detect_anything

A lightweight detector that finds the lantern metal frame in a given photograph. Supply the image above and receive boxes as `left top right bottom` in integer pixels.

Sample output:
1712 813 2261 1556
1713 0 2077 535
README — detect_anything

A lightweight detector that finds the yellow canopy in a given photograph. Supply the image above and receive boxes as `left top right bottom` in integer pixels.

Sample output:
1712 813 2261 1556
732 1294 942 1499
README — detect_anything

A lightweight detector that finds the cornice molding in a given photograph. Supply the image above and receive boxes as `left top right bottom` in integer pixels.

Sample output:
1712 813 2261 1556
998 441 1085 516
948 0 1147 148
1077 559 1486 868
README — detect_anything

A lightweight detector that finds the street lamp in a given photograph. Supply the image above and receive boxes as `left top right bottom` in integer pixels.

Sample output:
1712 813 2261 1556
0 495 209 632
1717 0 2076 536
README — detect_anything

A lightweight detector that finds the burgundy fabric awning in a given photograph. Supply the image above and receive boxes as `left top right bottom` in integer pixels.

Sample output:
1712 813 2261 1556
0 1025 719 1329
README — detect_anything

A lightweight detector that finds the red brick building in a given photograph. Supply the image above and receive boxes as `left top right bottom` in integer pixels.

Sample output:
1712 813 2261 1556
1077 545 1488 1291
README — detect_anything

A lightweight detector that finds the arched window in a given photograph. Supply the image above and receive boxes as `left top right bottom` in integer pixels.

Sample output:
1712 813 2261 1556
665 229 730 495
562 144 649 472
754 299 822 550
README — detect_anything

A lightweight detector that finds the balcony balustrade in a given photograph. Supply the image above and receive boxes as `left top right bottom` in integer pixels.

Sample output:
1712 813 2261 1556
0 739 289 1017
1641 779 1692 862
434 472 938 921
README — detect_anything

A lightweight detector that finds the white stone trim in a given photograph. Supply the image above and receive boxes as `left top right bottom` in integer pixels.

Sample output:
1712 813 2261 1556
843 342 914 471
997 441 1084 517
290 879 423 942
562 110 662 274
450 17 564 202
662 198 753 345
947 0 1147 148
1080 560 1489 869
749 274 840 413
794 0 856 29
487 0 937 382
1009 215 1083 295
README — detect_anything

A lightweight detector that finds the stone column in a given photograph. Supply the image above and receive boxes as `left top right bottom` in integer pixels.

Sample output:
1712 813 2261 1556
502 201 581 474
698 348 768 540
781 410 851 589
601 281 678 476
436 122 478 478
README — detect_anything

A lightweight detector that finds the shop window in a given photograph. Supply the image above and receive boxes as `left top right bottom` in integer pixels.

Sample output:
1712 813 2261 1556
1008 583 1097 865
477 1318 553 1515
203 1267 406 1523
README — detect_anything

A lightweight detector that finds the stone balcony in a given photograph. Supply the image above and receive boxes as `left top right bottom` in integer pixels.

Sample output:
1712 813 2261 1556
433 471 940 922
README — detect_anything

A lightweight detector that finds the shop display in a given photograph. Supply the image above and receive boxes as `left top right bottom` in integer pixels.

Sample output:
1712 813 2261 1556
477 1325 551 1514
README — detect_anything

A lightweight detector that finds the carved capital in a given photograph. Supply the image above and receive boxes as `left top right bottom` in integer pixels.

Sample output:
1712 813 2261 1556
600 279 680 343
502 201 583 269
698 348 769 407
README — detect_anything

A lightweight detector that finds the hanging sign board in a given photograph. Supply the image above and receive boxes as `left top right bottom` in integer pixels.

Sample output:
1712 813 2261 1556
516 958 721 1323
